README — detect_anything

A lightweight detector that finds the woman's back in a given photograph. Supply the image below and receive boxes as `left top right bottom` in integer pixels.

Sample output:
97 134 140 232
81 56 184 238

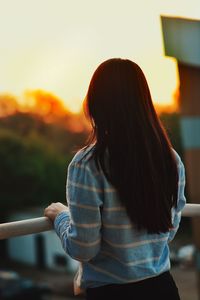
54 144 185 289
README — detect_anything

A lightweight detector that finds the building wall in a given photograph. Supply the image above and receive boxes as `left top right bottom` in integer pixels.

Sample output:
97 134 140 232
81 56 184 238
178 63 200 115
178 62 200 250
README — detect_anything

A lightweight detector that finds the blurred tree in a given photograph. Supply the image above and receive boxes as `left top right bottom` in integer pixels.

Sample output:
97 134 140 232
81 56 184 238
23 89 89 132
0 94 88 216
0 94 19 117
23 90 69 121
0 112 87 155
0 129 70 216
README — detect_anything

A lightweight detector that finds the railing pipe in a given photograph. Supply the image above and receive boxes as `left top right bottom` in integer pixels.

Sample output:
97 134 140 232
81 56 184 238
182 203 200 217
0 217 53 240
0 204 199 240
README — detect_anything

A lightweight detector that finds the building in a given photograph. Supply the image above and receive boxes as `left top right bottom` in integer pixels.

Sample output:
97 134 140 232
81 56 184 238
161 15 200 296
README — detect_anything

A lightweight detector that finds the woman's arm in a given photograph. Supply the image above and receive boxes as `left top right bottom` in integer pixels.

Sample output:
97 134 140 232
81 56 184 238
168 159 186 242
45 160 103 262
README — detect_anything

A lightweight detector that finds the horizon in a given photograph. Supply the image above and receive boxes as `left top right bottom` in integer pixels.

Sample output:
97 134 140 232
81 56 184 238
0 89 179 121
0 0 200 113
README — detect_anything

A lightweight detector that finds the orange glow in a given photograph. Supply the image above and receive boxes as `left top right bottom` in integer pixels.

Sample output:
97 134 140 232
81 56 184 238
0 94 19 117
0 90 89 133
0 0 199 113
155 102 179 115
22 90 89 132
22 90 69 119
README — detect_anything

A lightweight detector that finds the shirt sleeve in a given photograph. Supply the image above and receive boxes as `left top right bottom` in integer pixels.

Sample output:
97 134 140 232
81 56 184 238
54 159 103 262
168 158 186 243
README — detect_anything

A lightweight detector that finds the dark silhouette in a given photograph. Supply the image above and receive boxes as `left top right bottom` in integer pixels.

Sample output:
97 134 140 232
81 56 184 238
84 58 179 233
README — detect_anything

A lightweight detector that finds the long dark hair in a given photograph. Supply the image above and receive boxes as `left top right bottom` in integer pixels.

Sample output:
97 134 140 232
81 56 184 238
84 58 178 234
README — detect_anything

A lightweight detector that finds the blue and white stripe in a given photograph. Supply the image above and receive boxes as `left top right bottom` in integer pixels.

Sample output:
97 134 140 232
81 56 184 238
54 146 186 289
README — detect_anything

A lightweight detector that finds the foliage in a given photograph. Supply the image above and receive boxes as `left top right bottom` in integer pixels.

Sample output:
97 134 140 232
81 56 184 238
0 112 87 155
0 129 70 215
0 94 19 117
0 92 89 216
0 96 183 217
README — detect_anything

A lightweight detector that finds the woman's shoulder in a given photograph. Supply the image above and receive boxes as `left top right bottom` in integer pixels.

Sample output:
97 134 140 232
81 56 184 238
70 144 95 165
171 148 183 164
68 144 101 177
171 148 185 174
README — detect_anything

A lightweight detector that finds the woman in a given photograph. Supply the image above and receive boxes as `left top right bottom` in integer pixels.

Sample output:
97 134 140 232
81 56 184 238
44 58 186 300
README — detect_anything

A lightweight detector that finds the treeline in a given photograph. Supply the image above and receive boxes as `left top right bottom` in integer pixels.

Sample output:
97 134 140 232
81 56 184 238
0 93 183 217
0 93 88 217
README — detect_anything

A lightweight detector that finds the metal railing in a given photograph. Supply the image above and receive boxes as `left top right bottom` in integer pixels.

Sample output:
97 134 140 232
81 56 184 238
0 203 199 240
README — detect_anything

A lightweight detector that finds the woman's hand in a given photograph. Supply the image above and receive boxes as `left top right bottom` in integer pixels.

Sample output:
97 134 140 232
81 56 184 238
44 202 69 222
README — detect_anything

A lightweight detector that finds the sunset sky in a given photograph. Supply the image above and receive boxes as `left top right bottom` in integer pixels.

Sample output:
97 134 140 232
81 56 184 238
0 0 200 113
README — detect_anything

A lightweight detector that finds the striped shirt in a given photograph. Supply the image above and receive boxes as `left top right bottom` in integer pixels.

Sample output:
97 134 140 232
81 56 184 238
54 145 186 290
